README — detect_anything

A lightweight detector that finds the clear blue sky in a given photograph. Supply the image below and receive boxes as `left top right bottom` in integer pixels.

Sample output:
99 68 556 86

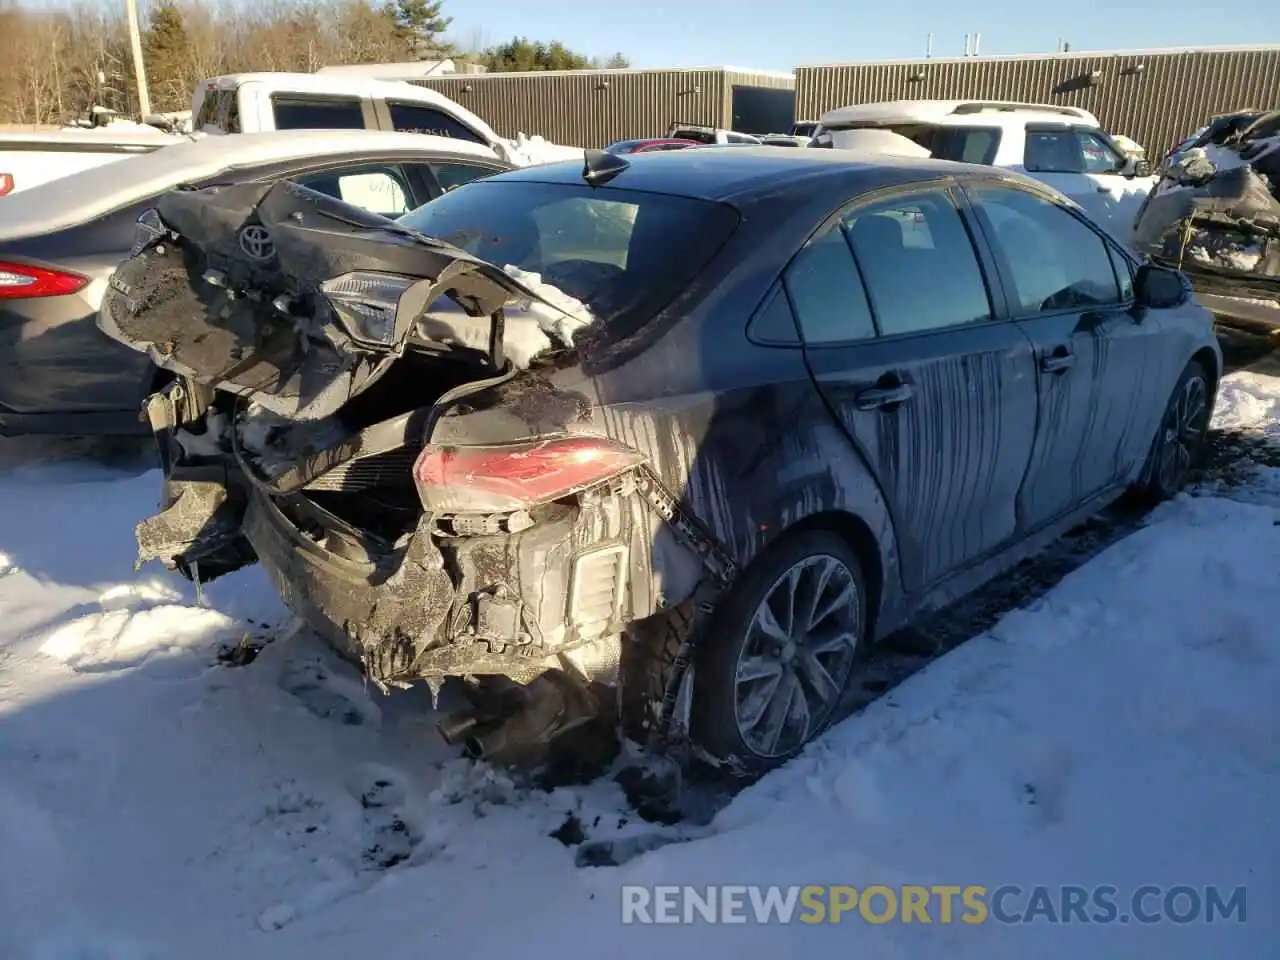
444 0 1280 72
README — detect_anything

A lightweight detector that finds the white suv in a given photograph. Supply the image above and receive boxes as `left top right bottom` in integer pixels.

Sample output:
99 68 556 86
815 100 1157 235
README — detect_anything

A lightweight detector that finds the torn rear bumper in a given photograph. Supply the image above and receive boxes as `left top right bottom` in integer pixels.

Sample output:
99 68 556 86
201 472 650 686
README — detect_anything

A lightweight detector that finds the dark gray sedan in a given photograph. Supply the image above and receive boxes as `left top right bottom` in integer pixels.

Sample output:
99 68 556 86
0 130 509 436
100 148 1220 771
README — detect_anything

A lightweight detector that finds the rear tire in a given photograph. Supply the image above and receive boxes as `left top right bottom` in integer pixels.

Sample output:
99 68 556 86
691 530 866 771
1133 359 1211 501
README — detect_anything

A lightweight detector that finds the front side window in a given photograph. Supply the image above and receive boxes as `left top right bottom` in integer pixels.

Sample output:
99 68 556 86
843 191 992 336
968 185 1122 314
293 165 411 218
272 96 364 130
387 102 487 144
1077 131 1125 175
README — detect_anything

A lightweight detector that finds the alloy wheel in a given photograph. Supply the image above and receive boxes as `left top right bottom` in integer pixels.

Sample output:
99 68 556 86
1156 373 1209 492
732 554 860 758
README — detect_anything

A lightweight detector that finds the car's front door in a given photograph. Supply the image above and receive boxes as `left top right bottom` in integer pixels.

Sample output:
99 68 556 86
962 180 1161 529
787 184 1039 593
1017 125 1154 236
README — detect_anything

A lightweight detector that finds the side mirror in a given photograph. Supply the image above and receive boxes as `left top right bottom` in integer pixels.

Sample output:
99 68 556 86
1121 156 1152 178
1134 263 1186 310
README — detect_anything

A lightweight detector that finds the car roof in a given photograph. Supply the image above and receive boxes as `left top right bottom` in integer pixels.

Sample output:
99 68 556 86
483 146 991 203
0 130 501 242
821 99 1101 130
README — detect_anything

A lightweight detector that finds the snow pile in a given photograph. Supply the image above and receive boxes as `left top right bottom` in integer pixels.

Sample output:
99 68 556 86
499 133 583 168
0 360 1276 959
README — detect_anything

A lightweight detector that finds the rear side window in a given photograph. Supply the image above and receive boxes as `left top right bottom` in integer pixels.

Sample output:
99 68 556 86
968 185 1121 313
783 227 876 344
844 192 992 336
387 102 486 144
272 96 364 130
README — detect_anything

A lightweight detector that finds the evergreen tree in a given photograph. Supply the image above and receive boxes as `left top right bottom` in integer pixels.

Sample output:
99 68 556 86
142 0 191 111
387 0 451 56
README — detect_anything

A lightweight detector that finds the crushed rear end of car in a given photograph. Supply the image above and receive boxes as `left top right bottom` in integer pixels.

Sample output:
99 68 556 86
98 173 737 771
98 179 671 769
1133 111 1280 341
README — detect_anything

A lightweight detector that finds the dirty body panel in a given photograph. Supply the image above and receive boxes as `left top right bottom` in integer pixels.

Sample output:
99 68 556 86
103 151 1221 769
1133 112 1280 336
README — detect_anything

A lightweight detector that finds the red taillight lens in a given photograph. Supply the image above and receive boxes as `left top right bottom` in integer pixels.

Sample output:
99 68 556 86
412 436 646 513
0 174 13 197
0 261 89 299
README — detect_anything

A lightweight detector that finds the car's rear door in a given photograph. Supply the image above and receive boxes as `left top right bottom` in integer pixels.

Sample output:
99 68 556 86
788 182 1039 593
960 179 1161 529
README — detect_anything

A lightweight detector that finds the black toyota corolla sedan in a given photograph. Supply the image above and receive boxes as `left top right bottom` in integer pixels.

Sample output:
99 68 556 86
98 147 1221 772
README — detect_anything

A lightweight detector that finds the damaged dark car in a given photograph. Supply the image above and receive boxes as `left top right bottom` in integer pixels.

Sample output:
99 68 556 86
1133 110 1280 342
99 148 1221 776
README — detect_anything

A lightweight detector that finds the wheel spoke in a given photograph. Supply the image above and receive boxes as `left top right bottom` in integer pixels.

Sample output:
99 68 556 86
796 650 840 704
737 655 784 685
805 626 859 657
810 580 856 629
752 598 790 646
737 666 784 731
763 672 801 755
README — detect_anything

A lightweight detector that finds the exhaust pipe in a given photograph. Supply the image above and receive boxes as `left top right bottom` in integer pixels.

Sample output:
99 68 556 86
437 710 480 746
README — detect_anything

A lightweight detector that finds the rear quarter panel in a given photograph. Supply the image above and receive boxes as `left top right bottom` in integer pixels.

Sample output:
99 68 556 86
572 185 905 629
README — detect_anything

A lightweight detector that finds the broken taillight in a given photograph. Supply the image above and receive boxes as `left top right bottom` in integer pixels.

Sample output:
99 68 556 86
0 174 13 197
412 436 646 513
0 261 89 299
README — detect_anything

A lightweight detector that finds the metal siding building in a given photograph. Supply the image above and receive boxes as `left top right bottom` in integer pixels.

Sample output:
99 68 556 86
408 67 795 147
797 46 1280 155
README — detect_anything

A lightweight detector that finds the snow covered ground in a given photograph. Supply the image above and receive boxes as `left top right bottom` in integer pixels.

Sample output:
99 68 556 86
0 358 1276 959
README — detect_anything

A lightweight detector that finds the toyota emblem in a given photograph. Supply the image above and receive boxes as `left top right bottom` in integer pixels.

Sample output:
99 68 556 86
238 225 274 260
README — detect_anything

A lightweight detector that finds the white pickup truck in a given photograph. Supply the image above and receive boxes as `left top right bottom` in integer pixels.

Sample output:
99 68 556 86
1 73 578 196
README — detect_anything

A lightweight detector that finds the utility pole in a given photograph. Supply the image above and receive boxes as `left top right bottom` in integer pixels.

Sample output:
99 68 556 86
125 0 151 118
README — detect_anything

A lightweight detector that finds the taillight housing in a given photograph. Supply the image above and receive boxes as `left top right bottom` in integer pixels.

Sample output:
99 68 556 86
412 436 646 514
0 261 89 299
0 174 13 197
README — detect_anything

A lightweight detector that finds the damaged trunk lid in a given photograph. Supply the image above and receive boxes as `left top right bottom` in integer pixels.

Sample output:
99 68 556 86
101 179 588 577
98 179 573 422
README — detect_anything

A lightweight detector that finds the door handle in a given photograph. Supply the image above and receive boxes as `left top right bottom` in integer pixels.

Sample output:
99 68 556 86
854 382 915 411
1040 350 1076 374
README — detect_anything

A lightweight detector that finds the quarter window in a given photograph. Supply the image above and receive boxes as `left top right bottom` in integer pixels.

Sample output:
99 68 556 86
843 192 992 336
969 185 1121 313
783 227 876 344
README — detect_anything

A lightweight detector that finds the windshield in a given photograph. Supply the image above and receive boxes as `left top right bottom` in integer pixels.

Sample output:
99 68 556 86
398 179 740 341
